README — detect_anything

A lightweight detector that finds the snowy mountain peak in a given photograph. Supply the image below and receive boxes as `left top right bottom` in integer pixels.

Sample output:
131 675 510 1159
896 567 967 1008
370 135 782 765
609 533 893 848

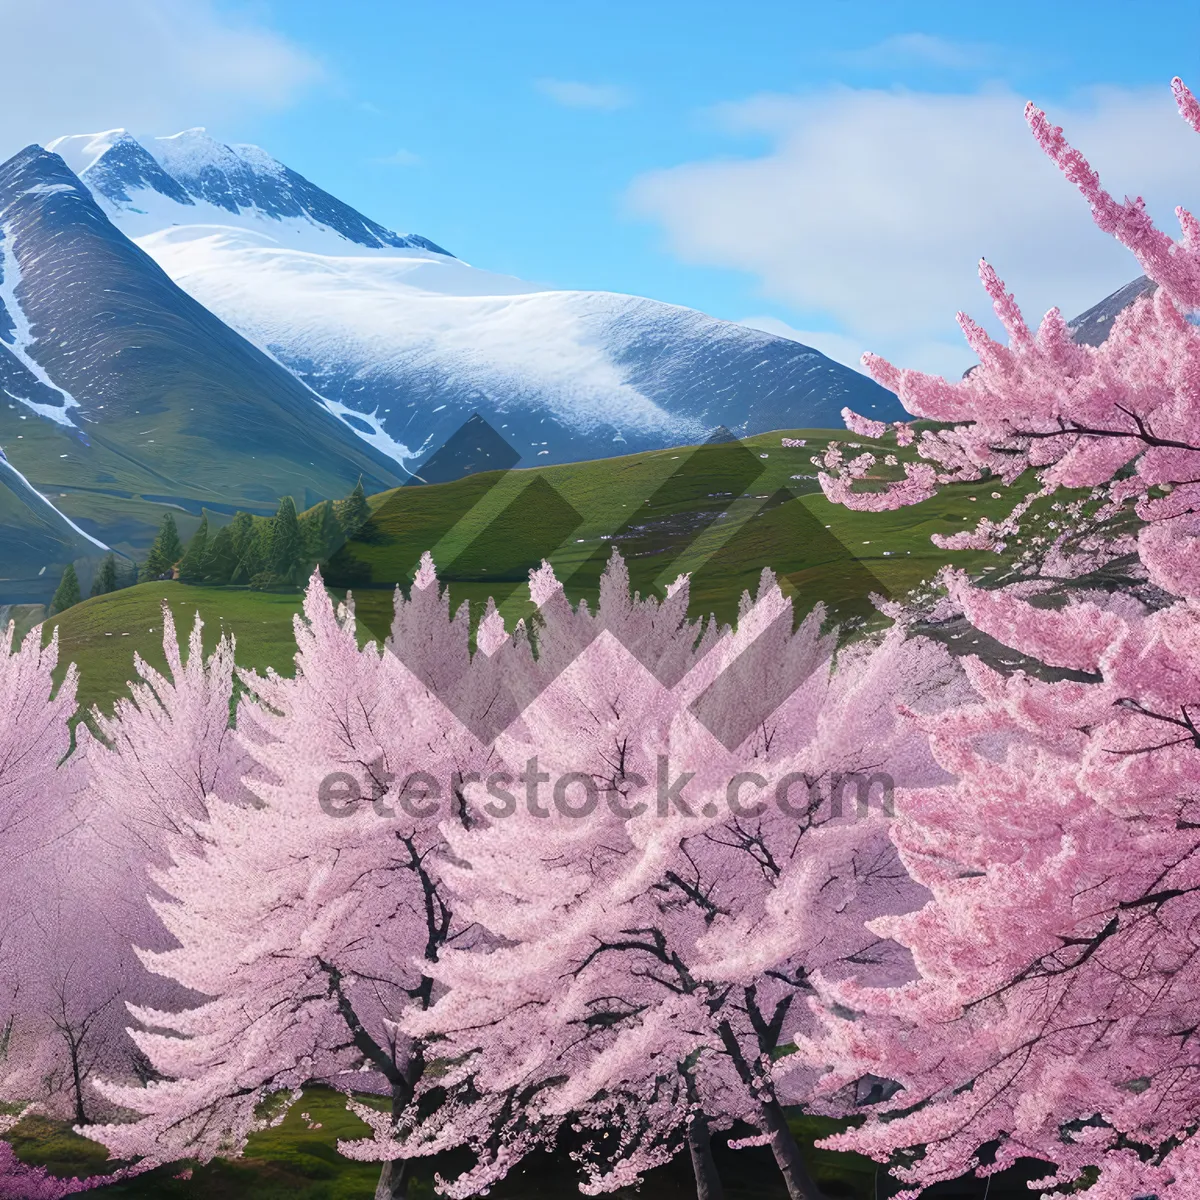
47 128 451 256
48 130 193 209
21 127 905 483
46 129 137 176
150 127 283 190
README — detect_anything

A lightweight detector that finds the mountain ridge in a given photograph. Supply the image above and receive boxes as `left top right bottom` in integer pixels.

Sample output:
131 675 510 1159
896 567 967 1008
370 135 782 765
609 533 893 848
0 143 406 602
53 127 907 471
47 128 453 255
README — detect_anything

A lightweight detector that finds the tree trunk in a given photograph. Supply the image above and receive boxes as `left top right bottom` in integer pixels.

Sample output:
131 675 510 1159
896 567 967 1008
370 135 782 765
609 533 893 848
374 1156 410 1200
67 1035 88 1125
758 1099 825 1200
687 1113 725 1200
373 1071 419 1200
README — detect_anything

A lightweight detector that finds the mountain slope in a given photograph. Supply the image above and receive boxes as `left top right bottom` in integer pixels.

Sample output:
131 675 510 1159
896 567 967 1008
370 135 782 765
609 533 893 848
1067 275 1158 346
0 445 107 604
0 144 406 601
60 128 905 469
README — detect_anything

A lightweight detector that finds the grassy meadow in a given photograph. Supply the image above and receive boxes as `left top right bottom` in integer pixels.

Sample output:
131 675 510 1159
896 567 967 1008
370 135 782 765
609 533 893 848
43 428 1032 715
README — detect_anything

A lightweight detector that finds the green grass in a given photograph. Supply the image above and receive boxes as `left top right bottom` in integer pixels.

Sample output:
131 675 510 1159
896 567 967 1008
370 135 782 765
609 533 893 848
5 1087 1050 1198
336 426 1028 640
6 1087 397 1199
43 427 1039 715
45 583 307 716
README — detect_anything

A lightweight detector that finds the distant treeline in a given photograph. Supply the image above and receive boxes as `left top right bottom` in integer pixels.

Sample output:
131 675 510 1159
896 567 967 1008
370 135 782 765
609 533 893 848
50 481 372 615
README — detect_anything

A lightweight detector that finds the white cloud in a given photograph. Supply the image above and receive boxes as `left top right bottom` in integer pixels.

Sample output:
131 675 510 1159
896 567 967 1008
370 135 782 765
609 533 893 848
374 148 423 167
535 78 632 111
629 83 1200 376
0 0 323 158
836 33 998 71
740 315 978 383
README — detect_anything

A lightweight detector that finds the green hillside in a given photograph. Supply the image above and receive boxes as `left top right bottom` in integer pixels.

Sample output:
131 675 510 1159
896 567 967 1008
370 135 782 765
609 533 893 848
45 583 306 715
0 461 109 604
43 427 1030 716
330 426 1025 641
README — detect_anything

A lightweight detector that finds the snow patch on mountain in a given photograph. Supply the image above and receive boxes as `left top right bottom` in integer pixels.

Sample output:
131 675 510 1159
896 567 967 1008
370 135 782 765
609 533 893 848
239 322 430 470
0 447 108 549
138 225 699 442
0 222 80 426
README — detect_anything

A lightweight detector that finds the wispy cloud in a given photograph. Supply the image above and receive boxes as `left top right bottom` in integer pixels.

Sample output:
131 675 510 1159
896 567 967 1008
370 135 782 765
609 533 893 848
630 83 1200 378
535 78 632 111
0 0 323 158
374 148 422 167
836 33 999 72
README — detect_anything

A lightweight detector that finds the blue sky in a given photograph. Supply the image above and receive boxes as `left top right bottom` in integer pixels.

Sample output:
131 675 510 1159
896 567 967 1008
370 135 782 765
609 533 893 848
4 0 1200 375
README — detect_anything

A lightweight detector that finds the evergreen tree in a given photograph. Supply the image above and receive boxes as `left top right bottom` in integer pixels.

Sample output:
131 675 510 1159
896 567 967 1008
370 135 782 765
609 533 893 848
334 479 370 540
228 511 255 563
143 514 183 580
202 525 238 585
235 526 269 585
268 497 303 585
90 554 118 598
228 512 262 585
301 500 341 565
50 563 81 615
177 515 210 583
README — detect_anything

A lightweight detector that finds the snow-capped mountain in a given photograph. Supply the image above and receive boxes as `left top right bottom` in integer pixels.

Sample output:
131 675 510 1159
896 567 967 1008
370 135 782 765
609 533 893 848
47 129 451 256
0 141 406 600
54 128 906 471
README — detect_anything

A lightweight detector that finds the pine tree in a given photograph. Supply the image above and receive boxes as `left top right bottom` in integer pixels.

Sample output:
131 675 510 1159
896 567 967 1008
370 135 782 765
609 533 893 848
240 524 273 588
335 479 370 541
301 499 342 565
143 514 183 580
228 511 255 563
268 496 303 585
90 554 118 598
202 525 238 585
177 515 210 583
228 511 262 584
50 563 81 615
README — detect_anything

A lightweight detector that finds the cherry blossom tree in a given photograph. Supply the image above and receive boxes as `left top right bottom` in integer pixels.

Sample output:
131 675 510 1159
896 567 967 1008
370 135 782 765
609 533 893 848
0 620 78 1096
86 572 493 1200
801 75 1200 1200
341 556 961 1200
0 623 136 1191
33 606 263 1119
792 578 1200 1199
0 617 116 1129
822 78 1200 597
